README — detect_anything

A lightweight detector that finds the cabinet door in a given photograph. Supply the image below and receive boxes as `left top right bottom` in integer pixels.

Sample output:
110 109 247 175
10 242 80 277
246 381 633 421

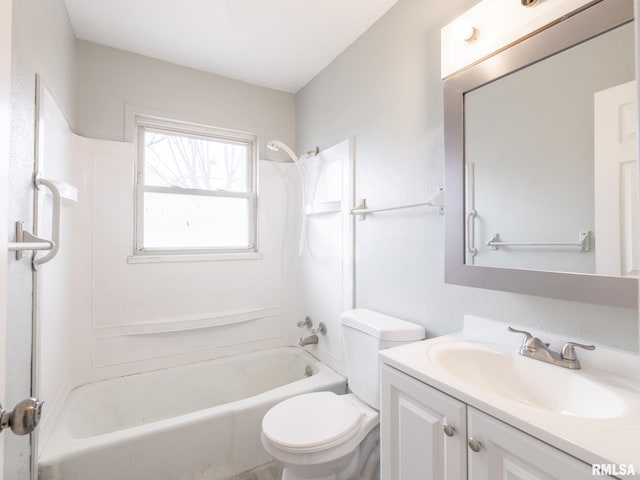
381 364 466 480
467 408 612 480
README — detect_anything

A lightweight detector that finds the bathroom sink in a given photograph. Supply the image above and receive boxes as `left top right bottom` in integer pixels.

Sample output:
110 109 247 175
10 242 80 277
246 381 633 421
428 342 629 419
380 317 640 473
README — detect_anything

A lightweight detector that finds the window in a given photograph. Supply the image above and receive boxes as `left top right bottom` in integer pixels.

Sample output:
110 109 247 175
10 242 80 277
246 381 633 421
134 116 257 257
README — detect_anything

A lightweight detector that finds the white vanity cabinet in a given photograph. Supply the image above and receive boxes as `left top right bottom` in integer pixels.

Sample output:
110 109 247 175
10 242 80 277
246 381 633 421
467 407 599 480
381 364 613 480
380 364 467 480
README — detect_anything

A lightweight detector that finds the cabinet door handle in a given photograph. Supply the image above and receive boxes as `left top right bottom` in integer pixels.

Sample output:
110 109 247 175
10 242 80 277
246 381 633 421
468 437 481 452
443 423 455 437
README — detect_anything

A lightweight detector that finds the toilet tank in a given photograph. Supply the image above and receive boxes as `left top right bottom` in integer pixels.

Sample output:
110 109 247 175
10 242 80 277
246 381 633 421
341 309 425 409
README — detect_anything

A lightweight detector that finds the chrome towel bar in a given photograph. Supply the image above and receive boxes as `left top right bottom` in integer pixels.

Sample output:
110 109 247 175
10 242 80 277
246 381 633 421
350 189 444 221
487 231 591 252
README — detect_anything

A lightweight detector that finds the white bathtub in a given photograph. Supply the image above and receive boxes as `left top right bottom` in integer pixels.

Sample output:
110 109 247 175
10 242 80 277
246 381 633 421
38 347 346 480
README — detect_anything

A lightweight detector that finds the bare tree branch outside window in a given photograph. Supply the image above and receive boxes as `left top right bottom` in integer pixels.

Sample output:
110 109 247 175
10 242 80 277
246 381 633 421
144 130 247 192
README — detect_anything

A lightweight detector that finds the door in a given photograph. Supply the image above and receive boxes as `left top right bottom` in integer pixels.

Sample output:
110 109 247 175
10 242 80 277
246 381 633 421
0 0 13 475
380 364 467 480
594 80 638 276
3 3 43 479
467 408 607 480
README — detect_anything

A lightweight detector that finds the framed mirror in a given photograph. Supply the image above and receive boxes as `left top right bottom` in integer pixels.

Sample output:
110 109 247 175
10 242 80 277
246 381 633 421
444 0 638 308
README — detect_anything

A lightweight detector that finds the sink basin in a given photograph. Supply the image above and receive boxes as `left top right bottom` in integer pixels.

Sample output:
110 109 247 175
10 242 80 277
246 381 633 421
429 342 629 419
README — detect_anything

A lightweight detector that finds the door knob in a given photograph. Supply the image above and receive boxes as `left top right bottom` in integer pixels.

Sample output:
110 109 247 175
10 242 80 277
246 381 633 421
0 398 44 435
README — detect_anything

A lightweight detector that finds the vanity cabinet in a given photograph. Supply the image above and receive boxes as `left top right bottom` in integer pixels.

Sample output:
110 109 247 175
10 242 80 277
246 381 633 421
381 365 612 480
467 407 598 480
380 364 466 480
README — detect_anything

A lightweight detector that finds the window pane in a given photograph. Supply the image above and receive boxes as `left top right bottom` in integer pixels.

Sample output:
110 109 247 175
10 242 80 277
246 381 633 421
143 129 248 192
143 192 250 249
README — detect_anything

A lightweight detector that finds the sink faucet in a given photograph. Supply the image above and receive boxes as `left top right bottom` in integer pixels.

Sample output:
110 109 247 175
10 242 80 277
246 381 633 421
299 335 319 347
508 327 595 370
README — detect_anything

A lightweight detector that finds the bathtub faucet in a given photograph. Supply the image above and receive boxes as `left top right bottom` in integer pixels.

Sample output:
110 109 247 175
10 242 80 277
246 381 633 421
299 335 319 346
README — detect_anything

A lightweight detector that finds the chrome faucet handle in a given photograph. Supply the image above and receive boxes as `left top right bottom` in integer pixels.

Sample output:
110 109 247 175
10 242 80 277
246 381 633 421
508 326 533 340
561 342 595 361
311 322 327 335
507 327 548 351
297 316 312 328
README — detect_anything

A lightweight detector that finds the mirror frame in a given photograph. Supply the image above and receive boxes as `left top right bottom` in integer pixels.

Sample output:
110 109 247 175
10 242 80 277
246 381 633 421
444 0 638 309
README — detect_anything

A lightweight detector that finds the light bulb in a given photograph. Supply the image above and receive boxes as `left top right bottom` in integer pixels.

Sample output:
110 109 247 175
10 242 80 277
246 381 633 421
452 18 478 42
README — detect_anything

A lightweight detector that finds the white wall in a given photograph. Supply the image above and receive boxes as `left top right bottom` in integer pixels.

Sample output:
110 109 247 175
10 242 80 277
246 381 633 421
296 0 639 351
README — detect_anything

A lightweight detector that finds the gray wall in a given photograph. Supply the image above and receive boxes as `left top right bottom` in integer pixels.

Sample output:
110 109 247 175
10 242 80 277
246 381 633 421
75 40 295 147
9 0 76 477
296 0 639 351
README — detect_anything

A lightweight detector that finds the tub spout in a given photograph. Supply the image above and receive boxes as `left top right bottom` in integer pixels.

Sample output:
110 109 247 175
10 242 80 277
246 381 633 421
299 335 319 346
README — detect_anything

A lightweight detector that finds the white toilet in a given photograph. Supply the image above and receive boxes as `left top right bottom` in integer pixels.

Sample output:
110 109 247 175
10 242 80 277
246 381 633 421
261 308 425 480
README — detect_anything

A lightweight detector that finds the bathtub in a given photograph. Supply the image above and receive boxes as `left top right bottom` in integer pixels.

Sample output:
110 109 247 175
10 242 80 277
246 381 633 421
38 347 346 480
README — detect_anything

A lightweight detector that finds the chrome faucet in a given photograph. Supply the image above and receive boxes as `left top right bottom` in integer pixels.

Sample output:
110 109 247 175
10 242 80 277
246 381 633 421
299 335 319 347
508 327 595 370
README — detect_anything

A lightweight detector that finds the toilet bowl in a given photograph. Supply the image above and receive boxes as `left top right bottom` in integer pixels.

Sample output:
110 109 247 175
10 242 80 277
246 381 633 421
262 392 379 480
261 309 425 480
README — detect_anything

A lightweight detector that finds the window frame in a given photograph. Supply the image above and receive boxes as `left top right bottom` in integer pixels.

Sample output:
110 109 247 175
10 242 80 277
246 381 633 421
133 115 258 258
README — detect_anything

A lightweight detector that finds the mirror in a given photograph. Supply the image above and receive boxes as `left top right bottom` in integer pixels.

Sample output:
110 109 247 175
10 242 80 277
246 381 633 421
444 0 638 308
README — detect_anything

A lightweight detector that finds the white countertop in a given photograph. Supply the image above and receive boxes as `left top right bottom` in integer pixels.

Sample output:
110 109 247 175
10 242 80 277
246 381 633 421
379 315 640 475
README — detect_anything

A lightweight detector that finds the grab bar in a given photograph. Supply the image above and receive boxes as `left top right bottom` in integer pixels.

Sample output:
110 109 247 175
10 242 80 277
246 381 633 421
465 163 477 261
31 175 78 268
350 189 444 221
466 210 478 258
33 176 62 267
487 231 591 252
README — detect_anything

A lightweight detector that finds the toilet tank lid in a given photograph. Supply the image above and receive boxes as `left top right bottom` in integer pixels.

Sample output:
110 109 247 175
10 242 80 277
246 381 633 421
341 309 425 341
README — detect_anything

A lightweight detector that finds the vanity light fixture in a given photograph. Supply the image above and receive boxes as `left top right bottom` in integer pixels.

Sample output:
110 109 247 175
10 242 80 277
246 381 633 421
521 0 540 7
451 18 478 42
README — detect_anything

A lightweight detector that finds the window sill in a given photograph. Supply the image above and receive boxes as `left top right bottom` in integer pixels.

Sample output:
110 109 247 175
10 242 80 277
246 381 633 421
127 252 263 264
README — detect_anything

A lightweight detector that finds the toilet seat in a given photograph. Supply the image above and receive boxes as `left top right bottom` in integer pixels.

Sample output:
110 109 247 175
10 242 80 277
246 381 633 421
262 392 362 453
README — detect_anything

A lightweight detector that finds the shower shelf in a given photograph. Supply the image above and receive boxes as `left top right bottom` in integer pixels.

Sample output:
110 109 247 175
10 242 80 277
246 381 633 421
305 201 341 216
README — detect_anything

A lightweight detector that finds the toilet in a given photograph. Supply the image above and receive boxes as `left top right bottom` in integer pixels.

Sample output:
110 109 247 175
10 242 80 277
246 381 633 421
261 308 425 480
